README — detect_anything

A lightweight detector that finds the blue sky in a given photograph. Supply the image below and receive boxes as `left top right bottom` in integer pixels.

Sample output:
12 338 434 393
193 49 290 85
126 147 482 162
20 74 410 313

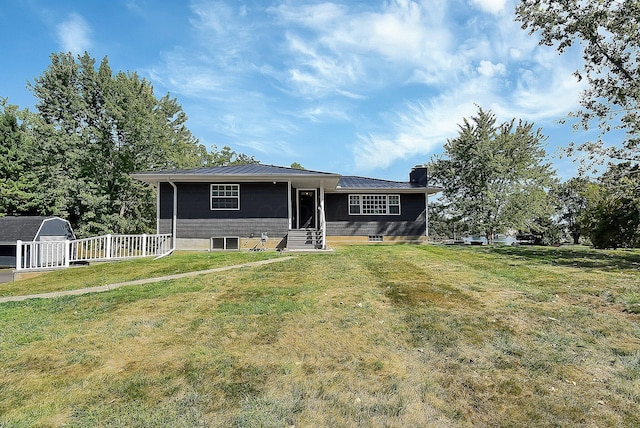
1 0 599 181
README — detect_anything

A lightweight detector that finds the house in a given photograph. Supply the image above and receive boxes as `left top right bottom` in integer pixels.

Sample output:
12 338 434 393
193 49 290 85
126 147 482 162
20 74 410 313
0 216 75 268
132 164 440 250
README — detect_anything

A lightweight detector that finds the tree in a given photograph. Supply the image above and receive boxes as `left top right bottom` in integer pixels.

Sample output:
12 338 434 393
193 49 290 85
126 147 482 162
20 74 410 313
552 177 590 244
208 145 258 166
427 201 469 241
429 107 556 243
290 162 305 170
0 100 40 215
579 164 640 249
25 52 213 235
517 216 564 246
515 1 640 166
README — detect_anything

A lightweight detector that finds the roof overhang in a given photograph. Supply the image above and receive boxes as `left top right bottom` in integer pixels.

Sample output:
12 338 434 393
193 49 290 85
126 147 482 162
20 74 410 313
330 186 443 195
131 172 343 189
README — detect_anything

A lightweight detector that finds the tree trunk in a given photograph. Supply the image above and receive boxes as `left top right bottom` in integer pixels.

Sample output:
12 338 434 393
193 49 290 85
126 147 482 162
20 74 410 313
486 230 493 245
572 233 580 245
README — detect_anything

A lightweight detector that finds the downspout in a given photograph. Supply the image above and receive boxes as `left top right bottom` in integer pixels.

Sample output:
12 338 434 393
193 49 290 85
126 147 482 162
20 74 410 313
153 180 177 259
425 168 429 243
425 191 429 243
169 180 178 251
156 183 161 234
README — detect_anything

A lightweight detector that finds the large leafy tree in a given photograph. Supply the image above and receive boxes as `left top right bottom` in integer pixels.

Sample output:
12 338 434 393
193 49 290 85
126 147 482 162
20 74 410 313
427 201 469 241
0 100 40 215
515 0 640 166
23 52 217 235
430 107 556 243
552 177 590 244
580 163 640 249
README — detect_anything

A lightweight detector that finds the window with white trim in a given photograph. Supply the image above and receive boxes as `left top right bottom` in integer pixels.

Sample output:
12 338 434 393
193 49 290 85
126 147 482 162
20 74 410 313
348 194 401 215
211 184 240 210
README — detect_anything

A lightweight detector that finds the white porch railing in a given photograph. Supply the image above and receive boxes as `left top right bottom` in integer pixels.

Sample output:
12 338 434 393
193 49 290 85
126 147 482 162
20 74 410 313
15 234 172 271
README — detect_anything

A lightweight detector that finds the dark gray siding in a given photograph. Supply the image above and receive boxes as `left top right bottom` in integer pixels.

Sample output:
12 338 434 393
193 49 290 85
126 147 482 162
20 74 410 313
159 218 289 239
326 217 425 236
159 181 289 239
160 182 288 220
325 193 426 236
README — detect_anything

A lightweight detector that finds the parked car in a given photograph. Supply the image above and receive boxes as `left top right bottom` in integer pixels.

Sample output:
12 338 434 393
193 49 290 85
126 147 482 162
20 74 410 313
493 235 517 245
463 236 487 245
462 235 517 245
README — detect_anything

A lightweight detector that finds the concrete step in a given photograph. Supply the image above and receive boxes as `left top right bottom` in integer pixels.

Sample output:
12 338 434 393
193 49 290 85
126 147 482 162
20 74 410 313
287 229 323 250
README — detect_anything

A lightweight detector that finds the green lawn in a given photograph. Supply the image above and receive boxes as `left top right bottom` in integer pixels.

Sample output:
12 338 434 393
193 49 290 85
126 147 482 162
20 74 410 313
0 251 280 297
1 245 639 427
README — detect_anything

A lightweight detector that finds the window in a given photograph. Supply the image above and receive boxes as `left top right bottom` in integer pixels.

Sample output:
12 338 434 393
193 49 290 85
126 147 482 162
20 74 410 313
348 194 401 215
211 184 239 210
388 195 400 214
349 195 361 214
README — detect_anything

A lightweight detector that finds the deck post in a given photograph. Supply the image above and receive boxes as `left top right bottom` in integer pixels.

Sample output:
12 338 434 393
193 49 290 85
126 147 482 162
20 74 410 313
287 181 292 230
142 234 147 257
16 240 22 271
64 240 70 267
106 234 112 259
320 184 326 250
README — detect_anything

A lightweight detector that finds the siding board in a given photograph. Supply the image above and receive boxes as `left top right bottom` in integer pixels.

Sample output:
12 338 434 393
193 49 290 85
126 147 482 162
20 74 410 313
160 182 289 220
325 193 426 236
159 218 289 239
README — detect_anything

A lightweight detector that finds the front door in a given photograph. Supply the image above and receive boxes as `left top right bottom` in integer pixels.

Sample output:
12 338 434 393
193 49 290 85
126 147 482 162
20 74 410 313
297 190 317 229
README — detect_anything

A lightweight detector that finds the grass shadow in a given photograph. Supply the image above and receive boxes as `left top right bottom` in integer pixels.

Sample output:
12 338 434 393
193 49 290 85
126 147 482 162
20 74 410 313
481 245 640 271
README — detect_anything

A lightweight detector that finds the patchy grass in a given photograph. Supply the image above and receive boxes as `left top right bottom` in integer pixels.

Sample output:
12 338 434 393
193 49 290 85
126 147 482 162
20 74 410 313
0 245 638 427
0 251 279 297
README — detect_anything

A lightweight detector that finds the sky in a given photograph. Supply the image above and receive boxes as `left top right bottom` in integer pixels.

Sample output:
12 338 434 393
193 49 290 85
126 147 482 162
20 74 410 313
0 0 601 181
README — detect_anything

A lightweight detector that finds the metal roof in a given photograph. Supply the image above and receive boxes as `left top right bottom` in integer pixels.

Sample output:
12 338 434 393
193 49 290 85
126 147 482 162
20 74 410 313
336 176 441 194
132 164 442 194
338 176 420 189
132 164 343 187
135 164 338 177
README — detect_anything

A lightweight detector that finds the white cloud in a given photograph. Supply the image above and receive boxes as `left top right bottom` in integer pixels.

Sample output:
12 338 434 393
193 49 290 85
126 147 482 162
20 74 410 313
145 0 585 174
353 82 487 171
469 0 508 14
269 2 347 27
272 0 456 95
56 13 91 54
477 60 506 77
352 50 585 173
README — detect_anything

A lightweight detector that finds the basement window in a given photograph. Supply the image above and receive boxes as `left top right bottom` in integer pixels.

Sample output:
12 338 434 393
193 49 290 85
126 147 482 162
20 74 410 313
368 235 384 242
210 236 240 250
